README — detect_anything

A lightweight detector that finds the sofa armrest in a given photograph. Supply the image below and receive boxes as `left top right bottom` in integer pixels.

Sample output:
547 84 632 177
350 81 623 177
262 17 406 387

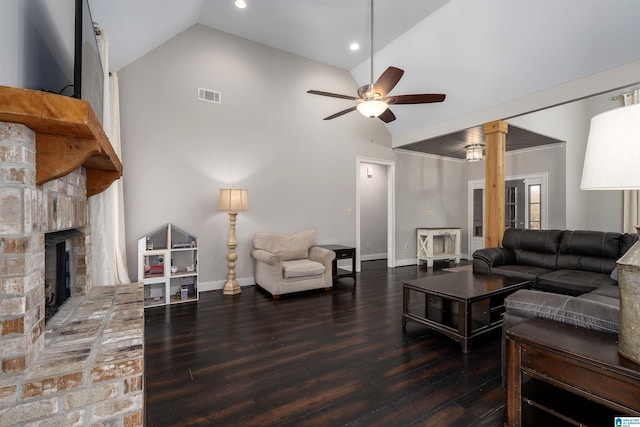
309 246 336 266
251 248 281 266
472 247 514 272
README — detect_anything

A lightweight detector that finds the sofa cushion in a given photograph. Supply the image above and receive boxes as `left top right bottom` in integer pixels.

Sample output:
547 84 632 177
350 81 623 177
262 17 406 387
282 259 325 278
490 265 554 287
557 230 621 274
538 269 617 296
503 228 563 253
253 229 317 261
505 289 620 334
502 228 563 270
578 285 620 306
559 230 622 258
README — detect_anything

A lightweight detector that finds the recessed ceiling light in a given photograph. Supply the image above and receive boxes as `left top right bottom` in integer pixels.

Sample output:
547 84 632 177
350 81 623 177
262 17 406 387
235 0 247 9
350 42 360 51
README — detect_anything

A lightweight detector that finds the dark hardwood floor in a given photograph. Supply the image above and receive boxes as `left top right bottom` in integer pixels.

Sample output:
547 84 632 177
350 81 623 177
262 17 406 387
144 260 506 426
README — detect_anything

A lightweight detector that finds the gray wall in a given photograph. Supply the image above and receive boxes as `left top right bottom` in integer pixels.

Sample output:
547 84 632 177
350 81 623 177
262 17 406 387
118 24 395 288
1 0 74 93
394 152 465 265
463 143 566 229
510 90 626 232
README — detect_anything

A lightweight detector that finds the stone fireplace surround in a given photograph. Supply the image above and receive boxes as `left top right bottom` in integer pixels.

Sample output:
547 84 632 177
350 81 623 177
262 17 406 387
0 89 142 426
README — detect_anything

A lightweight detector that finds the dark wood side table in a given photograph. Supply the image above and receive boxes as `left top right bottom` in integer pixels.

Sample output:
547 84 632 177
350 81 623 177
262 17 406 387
318 245 356 283
506 318 640 426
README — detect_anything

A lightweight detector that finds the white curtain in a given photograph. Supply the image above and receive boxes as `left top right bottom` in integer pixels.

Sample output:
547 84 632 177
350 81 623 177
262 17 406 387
623 89 640 233
91 29 131 285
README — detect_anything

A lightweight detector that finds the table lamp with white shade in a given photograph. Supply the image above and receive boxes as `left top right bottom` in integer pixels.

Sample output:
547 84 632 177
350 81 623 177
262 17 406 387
580 102 640 364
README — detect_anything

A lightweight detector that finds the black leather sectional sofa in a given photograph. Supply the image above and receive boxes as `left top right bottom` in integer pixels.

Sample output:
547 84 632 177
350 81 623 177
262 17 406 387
473 228 637 381
473 228 637 332
473 228 637 297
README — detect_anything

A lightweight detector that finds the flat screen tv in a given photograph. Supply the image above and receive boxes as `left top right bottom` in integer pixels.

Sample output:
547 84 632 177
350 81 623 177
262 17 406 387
73 0 104 124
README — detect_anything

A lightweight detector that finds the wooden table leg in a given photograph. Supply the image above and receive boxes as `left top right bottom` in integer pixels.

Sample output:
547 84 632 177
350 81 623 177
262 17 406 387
506 336 522 426
459 301 472 353
402 286 409 329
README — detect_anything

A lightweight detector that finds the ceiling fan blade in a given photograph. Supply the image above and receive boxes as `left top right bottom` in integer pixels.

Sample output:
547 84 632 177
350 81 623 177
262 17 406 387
324 106 357 120
385 94 446 105
378 108 396 123
372 66 404 97
307 90 358 101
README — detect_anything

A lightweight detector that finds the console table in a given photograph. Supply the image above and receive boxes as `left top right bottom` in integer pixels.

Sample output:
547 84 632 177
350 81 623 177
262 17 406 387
416 227 461 268
506 318 640 426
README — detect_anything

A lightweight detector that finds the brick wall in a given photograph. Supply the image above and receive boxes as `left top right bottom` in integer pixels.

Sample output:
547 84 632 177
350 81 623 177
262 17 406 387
0 121 143 426
0 122 45 378
0 121 91 378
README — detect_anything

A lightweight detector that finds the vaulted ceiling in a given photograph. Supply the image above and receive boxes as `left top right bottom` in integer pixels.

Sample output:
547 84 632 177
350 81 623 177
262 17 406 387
88 0 640 155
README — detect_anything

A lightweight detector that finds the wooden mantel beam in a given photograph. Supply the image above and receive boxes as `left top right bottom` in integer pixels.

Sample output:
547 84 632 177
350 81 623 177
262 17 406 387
483 120 508 248
0 85 122 197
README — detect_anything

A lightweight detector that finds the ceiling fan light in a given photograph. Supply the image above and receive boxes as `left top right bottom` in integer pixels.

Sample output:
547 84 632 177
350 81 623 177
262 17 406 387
465 144 484 162
357 100 388 118
234 0 247 9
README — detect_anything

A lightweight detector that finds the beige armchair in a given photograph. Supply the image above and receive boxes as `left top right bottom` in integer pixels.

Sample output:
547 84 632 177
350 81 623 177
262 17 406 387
251 229 335 299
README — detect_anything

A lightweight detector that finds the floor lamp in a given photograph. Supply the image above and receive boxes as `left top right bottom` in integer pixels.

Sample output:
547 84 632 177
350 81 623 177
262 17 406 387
217 187 250 295
581 102 640 364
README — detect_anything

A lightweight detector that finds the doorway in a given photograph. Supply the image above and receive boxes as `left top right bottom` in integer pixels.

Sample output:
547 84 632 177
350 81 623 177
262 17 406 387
505 179 526 229
468 173 548 257
356 157 395 272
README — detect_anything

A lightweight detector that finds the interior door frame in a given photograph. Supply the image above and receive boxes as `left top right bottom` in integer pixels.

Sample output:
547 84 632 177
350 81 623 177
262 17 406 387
356 157 395 272
468 179 486 258
467 172 548 258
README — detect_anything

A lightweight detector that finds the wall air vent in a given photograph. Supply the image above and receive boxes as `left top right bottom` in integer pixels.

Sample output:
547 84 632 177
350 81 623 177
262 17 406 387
197 88 221 104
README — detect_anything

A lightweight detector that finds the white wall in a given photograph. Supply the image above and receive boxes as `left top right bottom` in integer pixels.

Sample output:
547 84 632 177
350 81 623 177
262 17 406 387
359 163 387 260
118 24 395 288
4 4 633 284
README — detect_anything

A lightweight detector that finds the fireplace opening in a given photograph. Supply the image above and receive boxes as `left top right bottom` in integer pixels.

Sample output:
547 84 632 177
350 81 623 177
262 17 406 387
44 229 83 323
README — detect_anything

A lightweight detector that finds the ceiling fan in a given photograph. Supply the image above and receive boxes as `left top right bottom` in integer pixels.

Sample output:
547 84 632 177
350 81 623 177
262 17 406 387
307 0 446 123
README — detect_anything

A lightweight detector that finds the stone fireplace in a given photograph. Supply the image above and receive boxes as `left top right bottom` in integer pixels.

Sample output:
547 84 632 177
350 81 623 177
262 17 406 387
44 227 91 323
0 87 142 426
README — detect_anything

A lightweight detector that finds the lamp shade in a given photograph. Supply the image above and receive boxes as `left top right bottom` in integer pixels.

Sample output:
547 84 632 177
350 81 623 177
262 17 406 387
217 188 250 212
357 100 388 118
580 103 640 190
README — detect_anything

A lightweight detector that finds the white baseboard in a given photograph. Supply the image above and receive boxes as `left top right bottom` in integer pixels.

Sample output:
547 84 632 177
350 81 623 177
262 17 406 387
360 253 387 261
199 276 255 293
394 258 417 267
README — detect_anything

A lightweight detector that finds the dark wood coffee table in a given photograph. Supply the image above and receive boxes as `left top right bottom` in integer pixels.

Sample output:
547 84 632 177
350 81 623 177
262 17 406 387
402 270 530 353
